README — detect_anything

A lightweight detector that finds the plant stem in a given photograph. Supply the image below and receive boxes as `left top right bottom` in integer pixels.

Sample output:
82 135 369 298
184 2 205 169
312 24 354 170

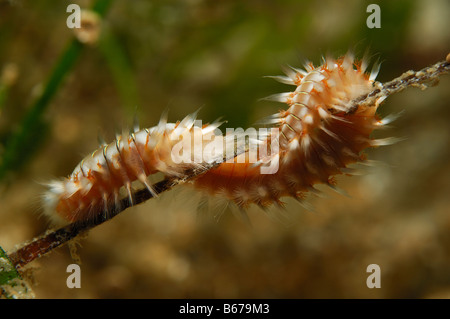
8 160 227 269
0 0 114 181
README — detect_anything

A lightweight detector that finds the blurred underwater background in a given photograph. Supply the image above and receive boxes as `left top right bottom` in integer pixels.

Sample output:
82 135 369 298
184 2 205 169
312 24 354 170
0 0 449 298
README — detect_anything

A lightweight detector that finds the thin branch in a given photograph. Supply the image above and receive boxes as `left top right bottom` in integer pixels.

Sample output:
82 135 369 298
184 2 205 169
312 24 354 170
8 158 230 269
7 57 449 270
349 59 450 112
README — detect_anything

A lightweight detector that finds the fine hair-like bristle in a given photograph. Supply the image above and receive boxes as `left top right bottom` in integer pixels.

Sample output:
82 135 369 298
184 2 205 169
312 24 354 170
42 112 237 223
193 54 393 211
43 53 399 224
